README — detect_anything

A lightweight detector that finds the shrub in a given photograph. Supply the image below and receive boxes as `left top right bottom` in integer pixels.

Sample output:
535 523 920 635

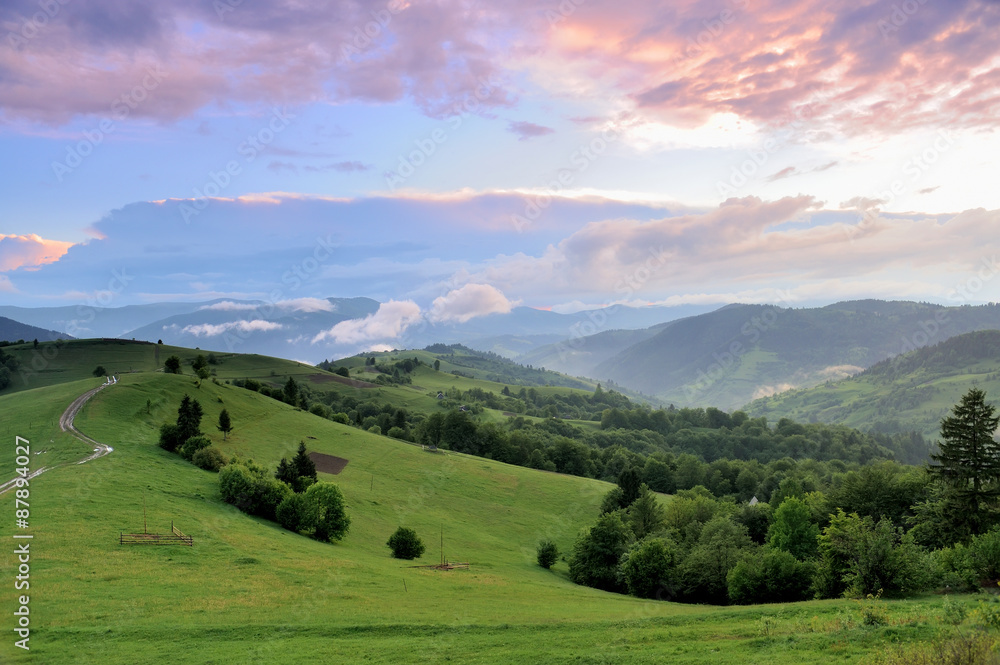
192 446 228 472
942 595 968 626
727 547 814 605
179 435 211 461
330 412 350 424
164 355 181 374
536 540 559 569
387 527 425 560
93 365 106 377
276 493 313 533
387 426 407 440
158 424 183 452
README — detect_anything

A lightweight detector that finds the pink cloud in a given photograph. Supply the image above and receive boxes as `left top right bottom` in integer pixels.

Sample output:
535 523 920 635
0 234 74 271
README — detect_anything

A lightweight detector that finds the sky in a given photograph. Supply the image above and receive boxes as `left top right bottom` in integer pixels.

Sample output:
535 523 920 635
2 0 1000 334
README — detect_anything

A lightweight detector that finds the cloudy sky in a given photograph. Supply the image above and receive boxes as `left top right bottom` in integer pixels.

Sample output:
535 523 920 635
3 0 1000 325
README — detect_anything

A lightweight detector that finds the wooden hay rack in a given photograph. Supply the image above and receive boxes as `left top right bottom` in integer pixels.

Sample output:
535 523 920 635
120 521 193 546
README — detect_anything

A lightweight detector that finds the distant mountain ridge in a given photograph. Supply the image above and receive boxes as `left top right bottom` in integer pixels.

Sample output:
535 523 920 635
745 329 1000 438
0 316 71 343
528 300 1000 409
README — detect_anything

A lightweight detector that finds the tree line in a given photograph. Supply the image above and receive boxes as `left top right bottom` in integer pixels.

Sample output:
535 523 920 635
559 388 1000 605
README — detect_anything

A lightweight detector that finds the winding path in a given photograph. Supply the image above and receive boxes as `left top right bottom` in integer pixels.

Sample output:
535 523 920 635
0 383 113 494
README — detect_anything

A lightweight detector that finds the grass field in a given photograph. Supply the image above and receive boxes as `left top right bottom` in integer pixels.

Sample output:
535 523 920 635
0 343 988 663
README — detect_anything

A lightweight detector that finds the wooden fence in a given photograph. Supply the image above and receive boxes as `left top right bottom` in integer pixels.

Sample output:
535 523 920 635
120 521 193 546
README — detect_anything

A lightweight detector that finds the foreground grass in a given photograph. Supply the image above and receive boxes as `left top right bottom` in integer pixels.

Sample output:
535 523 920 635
0 368 987 663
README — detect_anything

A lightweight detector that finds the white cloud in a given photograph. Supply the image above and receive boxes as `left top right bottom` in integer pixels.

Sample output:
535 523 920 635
428 284 517 323
276 297 334 313
181 320 285 337
312 300 422 344
198 301 259 312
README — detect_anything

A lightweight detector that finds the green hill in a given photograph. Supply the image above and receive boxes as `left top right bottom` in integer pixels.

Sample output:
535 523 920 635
0 340 972 663
591 300 1000 409
745 330 1000 438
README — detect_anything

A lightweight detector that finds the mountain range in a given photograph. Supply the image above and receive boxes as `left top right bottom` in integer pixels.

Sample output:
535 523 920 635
5 298 1000 413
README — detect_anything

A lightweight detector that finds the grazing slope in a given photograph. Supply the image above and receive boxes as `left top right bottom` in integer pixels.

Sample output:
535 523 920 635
746 329 1000 438
0 342 971 663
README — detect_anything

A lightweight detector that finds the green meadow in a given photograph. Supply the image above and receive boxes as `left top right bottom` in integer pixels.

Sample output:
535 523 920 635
0 342 986 663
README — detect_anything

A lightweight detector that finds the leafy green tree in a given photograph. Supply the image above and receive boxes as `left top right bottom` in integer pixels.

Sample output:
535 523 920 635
276 493 312 533
93 365 106 377
164 355 181 374
568 510 633 592
815 509 926 598
727 547 814 604
433 359 440 371
627 485 666 540
617 466 643 506
334 366 350 378
619 537 678 599
768 497 819 560
158 423 183 452
600 486 626 514
306 482 350 542
678 516 753 604
536 540 559 569
735 502 773 545
217 409 232 440
931 388 1000 536
387 527 426 559
192 354 207 372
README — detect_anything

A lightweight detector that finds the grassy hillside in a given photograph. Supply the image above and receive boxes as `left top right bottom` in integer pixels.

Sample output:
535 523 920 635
0 343 979 663
746 330 1000 438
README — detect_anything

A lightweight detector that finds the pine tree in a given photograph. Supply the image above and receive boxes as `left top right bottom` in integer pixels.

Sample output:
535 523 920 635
176 395 203 442
275 457 297 486
931 388 1000 535
292 441 318 489
217 409 232 440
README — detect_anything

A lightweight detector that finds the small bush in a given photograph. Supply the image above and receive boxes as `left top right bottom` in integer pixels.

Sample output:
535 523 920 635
158 423 183 452
93 365 106 377
537 540 559 569
179 435 211 461
858 589 888 627
941 595 968 626
192 446 228 472
387 527 425 560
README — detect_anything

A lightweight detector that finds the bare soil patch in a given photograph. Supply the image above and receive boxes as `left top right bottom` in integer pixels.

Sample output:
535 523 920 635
309 452 349 475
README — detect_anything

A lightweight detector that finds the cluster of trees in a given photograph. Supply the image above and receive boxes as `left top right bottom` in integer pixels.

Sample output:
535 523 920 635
0 346 19 390
162 353 220 378
219 444 349 543
435 382 632 421
562 388 1000 605
157 395 231 471
599 406 930 465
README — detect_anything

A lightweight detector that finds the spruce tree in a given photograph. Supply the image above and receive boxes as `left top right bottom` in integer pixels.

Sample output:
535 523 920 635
292 441 318 490
217 409 232 440
931 388 1000 535
176 395 204 442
